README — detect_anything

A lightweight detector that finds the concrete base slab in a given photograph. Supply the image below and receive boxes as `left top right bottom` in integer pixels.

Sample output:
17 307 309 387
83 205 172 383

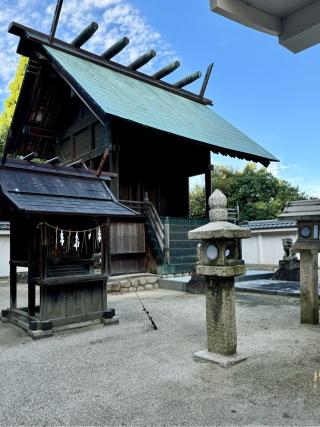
193 349 247 368
28 329 53 340
53 319 101 332
103 316 119 326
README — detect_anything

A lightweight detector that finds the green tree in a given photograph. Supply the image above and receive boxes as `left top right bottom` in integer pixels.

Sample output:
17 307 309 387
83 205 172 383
0 56 28 153
189 184 206 217
190 163 308 221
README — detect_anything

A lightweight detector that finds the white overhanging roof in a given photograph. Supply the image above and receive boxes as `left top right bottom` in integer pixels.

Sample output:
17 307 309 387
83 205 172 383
210 0 320 53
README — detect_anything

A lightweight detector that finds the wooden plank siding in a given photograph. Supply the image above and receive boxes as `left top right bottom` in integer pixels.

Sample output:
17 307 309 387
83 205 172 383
109 219 147 275
57 97 112 165
110 221 145 254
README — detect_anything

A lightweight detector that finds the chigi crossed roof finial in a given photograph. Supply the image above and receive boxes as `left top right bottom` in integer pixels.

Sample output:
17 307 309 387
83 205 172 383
46 0 213 97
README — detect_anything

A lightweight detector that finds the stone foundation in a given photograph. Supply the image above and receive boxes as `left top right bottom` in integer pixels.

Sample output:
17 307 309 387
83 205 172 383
160 272 191 278
107 274 160 293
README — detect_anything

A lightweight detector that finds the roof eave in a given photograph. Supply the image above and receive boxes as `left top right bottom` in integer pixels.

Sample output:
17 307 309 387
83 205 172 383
209 0 320 53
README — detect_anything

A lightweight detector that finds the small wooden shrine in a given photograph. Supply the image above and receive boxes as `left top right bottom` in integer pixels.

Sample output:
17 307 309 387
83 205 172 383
0 158 135 338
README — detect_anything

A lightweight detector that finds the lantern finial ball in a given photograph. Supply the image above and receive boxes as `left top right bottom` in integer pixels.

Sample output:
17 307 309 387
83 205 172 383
209 189 228 222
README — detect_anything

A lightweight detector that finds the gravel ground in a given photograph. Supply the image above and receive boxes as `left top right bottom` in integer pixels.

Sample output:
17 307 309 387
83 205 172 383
1 285 320 426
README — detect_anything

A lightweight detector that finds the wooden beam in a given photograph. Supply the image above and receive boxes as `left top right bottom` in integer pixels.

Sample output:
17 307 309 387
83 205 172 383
71 22 98 48
174 71 202 88
49 0 64 43
22 125 56 139
128 50 156 70
96 146 110 177
152 60 180 80
199 63 214 99
205 153 212 217
101 37 129 60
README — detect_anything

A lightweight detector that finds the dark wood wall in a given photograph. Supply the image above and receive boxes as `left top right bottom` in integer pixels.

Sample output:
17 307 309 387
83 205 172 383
55 101 210 219
56 97 112 165
112 118 210 217
53 97 211 275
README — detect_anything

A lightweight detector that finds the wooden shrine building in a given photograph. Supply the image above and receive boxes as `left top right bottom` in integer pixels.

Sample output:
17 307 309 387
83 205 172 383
2 14 277 276
0 158 135 337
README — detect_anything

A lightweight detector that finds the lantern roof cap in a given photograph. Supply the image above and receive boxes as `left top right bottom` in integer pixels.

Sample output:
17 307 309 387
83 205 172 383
188 189 251 240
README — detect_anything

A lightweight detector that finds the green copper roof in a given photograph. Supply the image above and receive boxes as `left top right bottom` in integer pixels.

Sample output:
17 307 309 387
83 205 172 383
45 46 277 165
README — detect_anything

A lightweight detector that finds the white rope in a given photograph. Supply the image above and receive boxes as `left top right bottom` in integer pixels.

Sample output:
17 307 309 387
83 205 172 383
37 222 106 233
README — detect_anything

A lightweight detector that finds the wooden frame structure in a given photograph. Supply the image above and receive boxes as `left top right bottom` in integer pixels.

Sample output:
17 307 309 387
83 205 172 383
0 159 136 337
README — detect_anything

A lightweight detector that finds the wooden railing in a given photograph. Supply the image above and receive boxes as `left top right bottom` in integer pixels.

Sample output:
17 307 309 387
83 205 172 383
120 199 168 261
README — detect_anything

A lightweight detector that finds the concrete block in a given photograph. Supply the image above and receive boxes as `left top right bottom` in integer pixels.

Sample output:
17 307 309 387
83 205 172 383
193 349 247 368
103 316 119 326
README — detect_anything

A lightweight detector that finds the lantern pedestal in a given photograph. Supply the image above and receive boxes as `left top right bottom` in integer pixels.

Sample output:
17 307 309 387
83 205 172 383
299 249 319 324
193 277 247 367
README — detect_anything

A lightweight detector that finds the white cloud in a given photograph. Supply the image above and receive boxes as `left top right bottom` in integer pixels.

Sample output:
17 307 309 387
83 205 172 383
0 0 176 107
303 184 320 198
268 160 300 178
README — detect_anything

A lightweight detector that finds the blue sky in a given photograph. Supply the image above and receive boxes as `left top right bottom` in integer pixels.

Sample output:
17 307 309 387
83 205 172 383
1 0 320 196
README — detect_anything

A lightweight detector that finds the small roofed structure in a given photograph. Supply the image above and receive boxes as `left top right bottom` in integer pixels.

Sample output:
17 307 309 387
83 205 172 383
0 158 136 338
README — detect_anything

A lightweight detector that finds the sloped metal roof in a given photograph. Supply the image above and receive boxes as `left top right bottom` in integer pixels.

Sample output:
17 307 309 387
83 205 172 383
44 46 277 166
0 160 136 217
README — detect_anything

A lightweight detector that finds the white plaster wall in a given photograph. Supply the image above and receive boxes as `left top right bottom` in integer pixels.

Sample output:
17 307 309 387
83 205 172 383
242 228 298 267
0 229 28 277
0 230 10 277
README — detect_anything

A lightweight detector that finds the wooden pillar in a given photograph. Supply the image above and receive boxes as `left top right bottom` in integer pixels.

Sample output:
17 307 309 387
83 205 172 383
205 155 212 216
10 263 17 309
28 284 36 316
300 249 319 324
102 221 110 310
109 149 119 198
28 262 36 316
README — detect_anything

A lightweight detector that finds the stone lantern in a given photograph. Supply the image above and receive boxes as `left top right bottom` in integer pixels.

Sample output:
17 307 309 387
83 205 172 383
280 199 320 324
188 189 251 367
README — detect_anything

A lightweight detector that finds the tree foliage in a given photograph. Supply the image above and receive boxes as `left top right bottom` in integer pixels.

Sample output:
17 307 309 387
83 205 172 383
0 56 28 153
190 163 308 221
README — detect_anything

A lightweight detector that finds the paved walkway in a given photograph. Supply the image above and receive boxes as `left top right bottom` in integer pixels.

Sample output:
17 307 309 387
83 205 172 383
160 270 320 297
236 279 305 296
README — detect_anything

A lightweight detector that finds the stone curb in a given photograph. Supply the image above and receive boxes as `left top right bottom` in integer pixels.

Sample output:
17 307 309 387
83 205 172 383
235 285 300 297
107 275 160 294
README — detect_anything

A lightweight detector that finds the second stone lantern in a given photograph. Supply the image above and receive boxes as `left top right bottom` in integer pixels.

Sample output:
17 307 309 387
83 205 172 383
188 189 251 367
